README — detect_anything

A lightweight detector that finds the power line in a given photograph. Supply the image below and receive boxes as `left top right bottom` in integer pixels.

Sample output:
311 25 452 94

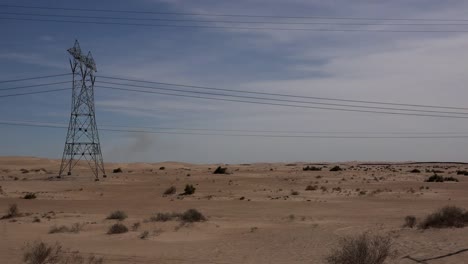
96 85 468 119
0 88 70 98
97 80 468 116
0 81 69 91
4 17 468 33
3 121 468 138
2 4 468 22
4 12 468 26
4 119 468 135
0 73 70 84
98 75 468 111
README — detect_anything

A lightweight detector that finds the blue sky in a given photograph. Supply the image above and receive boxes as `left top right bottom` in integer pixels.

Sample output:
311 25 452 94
2 0 468 163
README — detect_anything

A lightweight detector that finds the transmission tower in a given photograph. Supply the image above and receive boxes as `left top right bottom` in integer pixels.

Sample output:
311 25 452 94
59 40 106 180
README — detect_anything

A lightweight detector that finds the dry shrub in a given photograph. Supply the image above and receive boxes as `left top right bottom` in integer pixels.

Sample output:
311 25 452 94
24 193 37 199
49 223 83 234
213 166 228 174
150 212 181 222
6 203 19 218
23 240 103 264
106 210 127 221
326 233 391 264
403 216 417 228
107 223 128 234
419 206 468 229
181 209 206 223
163 186 176 195
183 184 196 195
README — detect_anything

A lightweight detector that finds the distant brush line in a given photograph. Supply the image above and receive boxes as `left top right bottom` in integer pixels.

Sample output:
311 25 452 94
4 12 468 26
96 85 468 119
4 17 468 33
0 73 70 84
96 80 468 116
3 4 468 21
97 75 468 111
3 121 468 138
3 119 468 135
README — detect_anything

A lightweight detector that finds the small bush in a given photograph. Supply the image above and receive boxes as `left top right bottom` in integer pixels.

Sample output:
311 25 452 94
291 190 299 195
6 204 19 218
49 223 83 234
150 212 181 222
23 240 103 264
425 174 444 182
330 166 342 172
213 166 227 174
106 210 127 221
163 186 176 195
159 166 165 170
444 176 459 182
419 206 468 229
326 233 391 264
181 209 206 223
107 223 128 234
24 193 37 199
183 184 196 195
131 222 140 231
112 168 123 173
139 230 149 239
410 169 421 173
425 174 459 182
403 216 417 228
456 170 468 176
305 185 318 191
303 166 322 171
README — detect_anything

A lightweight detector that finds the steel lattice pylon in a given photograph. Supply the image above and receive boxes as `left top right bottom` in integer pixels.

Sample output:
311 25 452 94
59 40 106 180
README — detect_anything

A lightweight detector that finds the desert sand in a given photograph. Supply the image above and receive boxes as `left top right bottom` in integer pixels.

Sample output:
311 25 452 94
1 156 468 263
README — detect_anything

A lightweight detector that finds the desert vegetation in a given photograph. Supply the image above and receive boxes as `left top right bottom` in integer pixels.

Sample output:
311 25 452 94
106 210 127 221
326 233 392 264
23 240 103 264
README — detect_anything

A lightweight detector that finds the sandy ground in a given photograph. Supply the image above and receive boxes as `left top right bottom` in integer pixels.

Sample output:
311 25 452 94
1 157 468 263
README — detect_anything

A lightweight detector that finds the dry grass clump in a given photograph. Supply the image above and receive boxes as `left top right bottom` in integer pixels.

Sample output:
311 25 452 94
409 169 421 173
150 209 206 223
150 212 181 222
23 193 37 199
107 223 128 234
305 185 318 191
303 166 321 171
2 203 19 219
326 233 392 264
329 166 343 172
418 206 468 229
425 174 458 182
23 240 103 264
49 223 83 234
112 168 123 173
183 184 196 195
403 216 417 228
213 166 228 174
180 209 206 223
106 210 127 221
163 186 176 195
